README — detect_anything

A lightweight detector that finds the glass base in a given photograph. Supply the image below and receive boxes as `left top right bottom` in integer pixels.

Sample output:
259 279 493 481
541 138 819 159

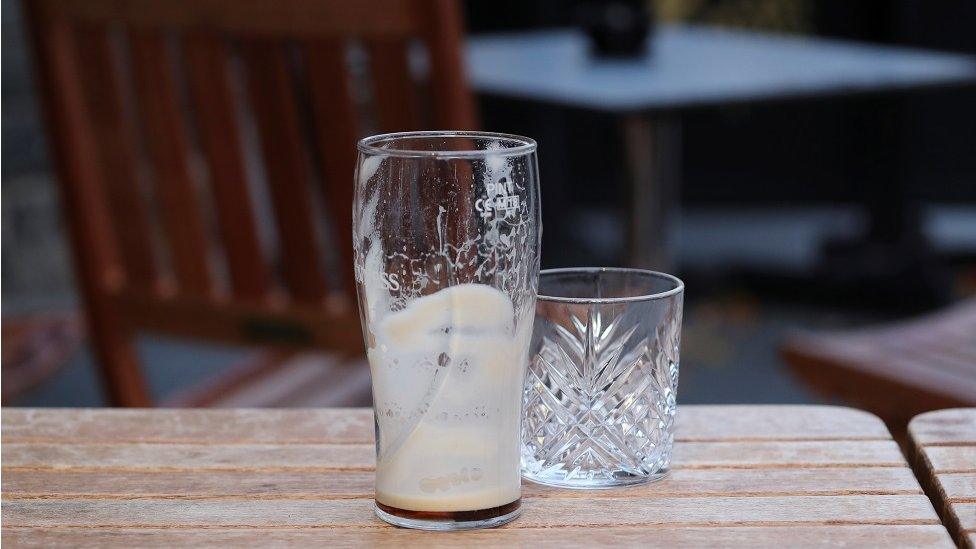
374 499 521 531
522 468 670 489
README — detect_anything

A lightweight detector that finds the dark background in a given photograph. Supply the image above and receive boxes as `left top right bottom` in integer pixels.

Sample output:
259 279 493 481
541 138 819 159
3 0 974 406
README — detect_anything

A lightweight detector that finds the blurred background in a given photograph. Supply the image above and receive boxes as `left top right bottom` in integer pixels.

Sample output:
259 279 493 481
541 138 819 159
3 0 975 431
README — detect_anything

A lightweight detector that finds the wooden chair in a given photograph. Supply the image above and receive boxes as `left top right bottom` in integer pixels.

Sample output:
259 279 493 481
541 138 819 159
22 0 477 406
782 298 976 437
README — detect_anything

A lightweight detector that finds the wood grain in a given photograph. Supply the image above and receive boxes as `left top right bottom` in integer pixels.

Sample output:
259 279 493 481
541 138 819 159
0 440 905 472
924 447 976 474
0 405 888 444
672 439 905 468
1 495 941 528
1 408 374 444
910 408 976 445
2 406 953 547
959 503 976 531
2 468 924 500
908 408 976 548
1 526 955 548
2 443 374 471
939 473 976 502
672 405 892 441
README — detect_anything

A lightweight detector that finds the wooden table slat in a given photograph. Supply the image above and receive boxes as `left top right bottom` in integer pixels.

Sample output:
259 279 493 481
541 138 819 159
0 408 376 444
2 467 924 499
1 439 907 471
958 503 976 532
924 446 976 473
908 408 976 548
908 408 976 445
1 495 941 528
1 525 956 548
0 405 891 444
939 473 976 502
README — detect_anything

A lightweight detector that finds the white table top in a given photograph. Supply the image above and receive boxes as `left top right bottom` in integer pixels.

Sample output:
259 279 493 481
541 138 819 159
465 25 976 112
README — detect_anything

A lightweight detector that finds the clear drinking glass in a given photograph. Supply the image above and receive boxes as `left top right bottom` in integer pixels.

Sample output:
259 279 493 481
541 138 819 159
522 268 683 488
353 131 541 530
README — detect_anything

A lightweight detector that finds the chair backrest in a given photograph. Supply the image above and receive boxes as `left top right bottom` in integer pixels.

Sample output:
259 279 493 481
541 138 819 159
23 0 477 402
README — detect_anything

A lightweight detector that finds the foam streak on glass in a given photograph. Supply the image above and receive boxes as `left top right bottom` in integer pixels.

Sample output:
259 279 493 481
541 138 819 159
353 131 541 530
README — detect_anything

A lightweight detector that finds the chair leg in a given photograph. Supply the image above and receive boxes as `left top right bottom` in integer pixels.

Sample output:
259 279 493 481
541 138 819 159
86 306 152 407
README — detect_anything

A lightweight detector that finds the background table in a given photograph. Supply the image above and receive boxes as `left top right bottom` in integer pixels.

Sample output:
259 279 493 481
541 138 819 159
909 408 976 548
467 26 976 269
2 406 953 547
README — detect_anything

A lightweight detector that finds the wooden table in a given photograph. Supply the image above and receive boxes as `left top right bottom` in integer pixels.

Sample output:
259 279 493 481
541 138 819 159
2 406 954 547
909 408 976 548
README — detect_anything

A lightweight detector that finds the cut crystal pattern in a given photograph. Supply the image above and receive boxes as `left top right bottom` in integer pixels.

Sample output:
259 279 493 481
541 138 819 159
522 296 682 486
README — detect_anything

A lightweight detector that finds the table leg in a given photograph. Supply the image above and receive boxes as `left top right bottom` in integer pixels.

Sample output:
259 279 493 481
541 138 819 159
621 113 681 271
818 95 952 309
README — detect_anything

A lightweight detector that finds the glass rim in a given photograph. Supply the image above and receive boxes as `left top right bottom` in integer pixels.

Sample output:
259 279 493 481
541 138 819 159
538 267 684 304
357 130 538 159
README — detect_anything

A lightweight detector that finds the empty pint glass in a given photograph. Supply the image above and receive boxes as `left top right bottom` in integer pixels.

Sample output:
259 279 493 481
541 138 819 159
353 132 541 530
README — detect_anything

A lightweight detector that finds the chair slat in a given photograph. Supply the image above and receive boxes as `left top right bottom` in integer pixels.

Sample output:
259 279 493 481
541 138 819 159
128 30 213 296
366 39 420 132
74 26 157 291
414 7 480 279
23 13 151 406
421 0 476 129
183 33 270 301
304 40 359 297
241 40 327 303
